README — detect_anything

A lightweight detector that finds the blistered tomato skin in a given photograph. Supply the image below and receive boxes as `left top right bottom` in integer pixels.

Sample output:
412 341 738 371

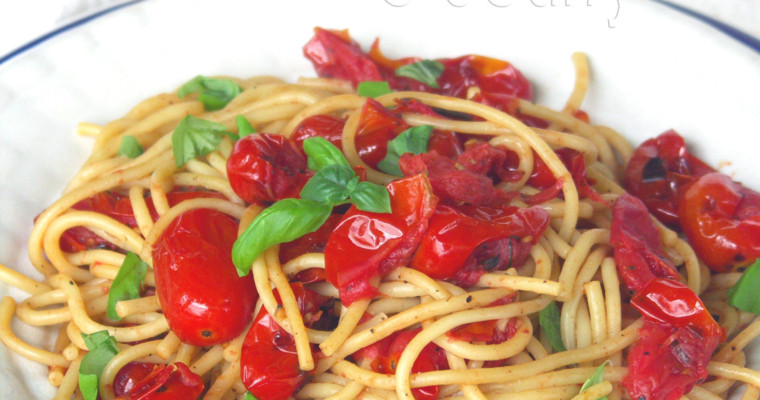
624 130 714 228
623 279 724 400
241 283 327 400
610 193 679 292
152 208 258 346
678 172 760 272
324 174 438 305
114 362 203 400
290 114 346 155
227 133 312 205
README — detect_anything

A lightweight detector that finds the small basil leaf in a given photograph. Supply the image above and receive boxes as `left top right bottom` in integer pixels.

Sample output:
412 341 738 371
350 181 392 213
245 393 258 400
728 259 760 315
395 60 445 89
303 137 351 171
580 360 610 393
117 136 143 159
300 165 358 205
377 125 433 176
233 199 333 276
79 331 119 400
539 301 566 352
236 115 256 137
178 75 242 111
172 115 232 167
357 81 392 98
106 252 147 321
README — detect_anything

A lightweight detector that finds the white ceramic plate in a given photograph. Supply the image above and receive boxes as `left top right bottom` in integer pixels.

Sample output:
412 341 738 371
1 0 759 398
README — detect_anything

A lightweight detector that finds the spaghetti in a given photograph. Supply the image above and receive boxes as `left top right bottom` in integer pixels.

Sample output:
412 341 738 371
0 29 759 400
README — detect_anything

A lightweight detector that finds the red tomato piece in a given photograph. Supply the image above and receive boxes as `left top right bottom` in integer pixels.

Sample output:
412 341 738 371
624 130 715 228
113 362 157 397
524 148 606 205
58 190 225 252
678 172 760 272
610 193 679 292
324 174 438 305
411 205 549 286
353 328 448 400
152 208 258 346
355 98 410 167
447 296 518 343
436 55 533 101
302 28 382 86
115 362 203 400
290 114 346 155
399 142 515 207
279 213 344 264
227 133 312 205
623 279 724 400
241 283 327 400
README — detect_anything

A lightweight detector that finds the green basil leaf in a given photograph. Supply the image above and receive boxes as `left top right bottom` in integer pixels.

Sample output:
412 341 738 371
79 373 99 400
350 181 392 213
580 360 610 395
377 125 433 176
106 252 147 321
233 199 333 276
395 60 445 89
244 393 258 400
539 301 566 352
172 115 232 167
117 136 143 158
300 165 359 205
303 137 351 171
357 81 392 98
728 259 760 315
236 115 256 137
79 331 119 400
178 75 242 111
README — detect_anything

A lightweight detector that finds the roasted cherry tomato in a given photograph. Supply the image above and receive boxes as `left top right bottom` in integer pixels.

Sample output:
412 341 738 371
152 208 258 346
610 193 679 292
290 114 346 154
353 328 448 400
303 28 537 124
399 142 514 207
519 148 605 205
227 133 312 205
355 98 410 167
678 172 760 272
113 362 156 397
303 28 382 86
411 205 549 286
624 130 714 228
324 174 438 305
241 283 328 400
114 362 203 400
59 190 225 252
623 278 724 400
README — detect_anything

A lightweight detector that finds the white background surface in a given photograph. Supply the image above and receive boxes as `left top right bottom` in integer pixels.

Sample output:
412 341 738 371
1 0 759 58
0 0 758 399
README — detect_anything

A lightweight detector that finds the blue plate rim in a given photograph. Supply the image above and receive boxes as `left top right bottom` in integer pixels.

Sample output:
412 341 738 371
0 0 758 66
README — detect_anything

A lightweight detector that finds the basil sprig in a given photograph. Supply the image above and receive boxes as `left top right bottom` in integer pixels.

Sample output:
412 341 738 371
539 301 566 352
395 60 445 88
377 125 433 176
171 115 237 167
357 81 392 98
232 137 391 276
78 331 119 400
106 252 147 321
579 360 611 400
117 136 143 158
178 76 242 110
728 259 760 315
